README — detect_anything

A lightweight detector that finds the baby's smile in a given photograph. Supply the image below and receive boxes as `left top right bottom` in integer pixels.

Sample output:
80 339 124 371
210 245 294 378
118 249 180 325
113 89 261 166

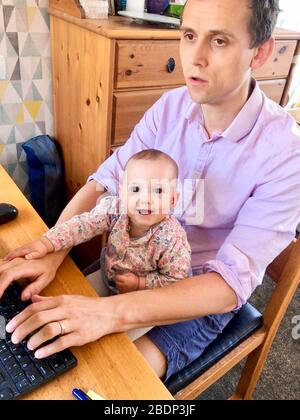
137 209 153 216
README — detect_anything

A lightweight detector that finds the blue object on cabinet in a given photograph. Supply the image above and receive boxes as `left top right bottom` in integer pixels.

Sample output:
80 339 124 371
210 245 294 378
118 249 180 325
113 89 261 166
22 135 65 227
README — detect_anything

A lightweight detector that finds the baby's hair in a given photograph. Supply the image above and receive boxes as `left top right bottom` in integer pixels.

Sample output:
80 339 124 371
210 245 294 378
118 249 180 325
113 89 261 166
125 149 178 178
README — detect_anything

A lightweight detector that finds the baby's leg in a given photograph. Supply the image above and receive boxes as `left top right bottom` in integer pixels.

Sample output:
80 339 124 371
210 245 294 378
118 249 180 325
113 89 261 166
127 327 153 341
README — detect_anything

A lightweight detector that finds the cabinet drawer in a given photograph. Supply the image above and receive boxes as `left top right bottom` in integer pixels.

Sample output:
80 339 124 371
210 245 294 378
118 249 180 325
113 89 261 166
253 40 297 79
115 41 184 89
111 88 169 145
258 79 286 104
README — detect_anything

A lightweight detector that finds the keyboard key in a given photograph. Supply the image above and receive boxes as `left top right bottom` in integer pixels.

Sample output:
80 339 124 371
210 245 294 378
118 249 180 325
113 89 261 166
7 361 19 373
0 342 8 354
35 361 55 379
15 351 27 361
48 356 66 373
10 344 23 354
16 378 31 393
0 372 6 385
20 356 32 370
60 350 77 368
0 351 13 364
10 368 25 383
25 367 43 385
0 387 14 400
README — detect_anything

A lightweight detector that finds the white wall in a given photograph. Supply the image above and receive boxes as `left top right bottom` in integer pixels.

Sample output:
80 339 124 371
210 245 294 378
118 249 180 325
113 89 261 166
278 0 300 30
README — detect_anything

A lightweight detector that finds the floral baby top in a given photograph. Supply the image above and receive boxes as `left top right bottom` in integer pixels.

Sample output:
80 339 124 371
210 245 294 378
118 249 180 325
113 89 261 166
44 196 191 288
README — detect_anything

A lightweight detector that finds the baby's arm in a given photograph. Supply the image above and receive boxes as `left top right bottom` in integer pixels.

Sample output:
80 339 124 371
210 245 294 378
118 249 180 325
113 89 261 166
4 197 116 261
43 197 115 251
114 242 191 293
145 232 191 289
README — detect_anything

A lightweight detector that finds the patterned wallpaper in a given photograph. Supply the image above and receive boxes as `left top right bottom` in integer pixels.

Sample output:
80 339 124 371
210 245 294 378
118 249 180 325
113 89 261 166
0 0 52 195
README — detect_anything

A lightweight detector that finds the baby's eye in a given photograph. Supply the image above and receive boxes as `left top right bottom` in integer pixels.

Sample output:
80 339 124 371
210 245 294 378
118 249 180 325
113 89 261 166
130 185 140 193
154 187 163 195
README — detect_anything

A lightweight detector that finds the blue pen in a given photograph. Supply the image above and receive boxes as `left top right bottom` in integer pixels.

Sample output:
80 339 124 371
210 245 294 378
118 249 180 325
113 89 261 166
72 388 91 400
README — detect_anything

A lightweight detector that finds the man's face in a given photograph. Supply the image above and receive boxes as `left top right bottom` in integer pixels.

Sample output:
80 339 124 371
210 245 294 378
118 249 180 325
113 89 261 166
180 0 256 105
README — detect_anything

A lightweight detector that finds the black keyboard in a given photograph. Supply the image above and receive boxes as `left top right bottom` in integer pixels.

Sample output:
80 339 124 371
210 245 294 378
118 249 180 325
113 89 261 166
0 283 77 400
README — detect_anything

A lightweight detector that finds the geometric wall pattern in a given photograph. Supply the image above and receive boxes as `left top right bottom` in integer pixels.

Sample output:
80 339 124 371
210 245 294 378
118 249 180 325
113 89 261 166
0 0 53 196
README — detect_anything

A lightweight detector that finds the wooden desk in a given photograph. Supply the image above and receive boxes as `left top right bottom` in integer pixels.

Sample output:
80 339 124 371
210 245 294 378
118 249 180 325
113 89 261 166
0 165 173 400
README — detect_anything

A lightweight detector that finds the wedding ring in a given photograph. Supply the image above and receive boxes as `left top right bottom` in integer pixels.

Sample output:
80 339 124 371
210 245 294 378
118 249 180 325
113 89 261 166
58 320 66 336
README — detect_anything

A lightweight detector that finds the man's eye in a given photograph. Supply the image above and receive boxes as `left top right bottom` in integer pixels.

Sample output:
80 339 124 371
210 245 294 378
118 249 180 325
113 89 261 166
154 187 163 194
130 186 140 193
184 33 194 41
213 38 226 47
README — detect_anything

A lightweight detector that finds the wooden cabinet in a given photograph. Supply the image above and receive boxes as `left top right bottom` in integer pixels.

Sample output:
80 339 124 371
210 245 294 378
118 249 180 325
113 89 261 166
49 5 300 201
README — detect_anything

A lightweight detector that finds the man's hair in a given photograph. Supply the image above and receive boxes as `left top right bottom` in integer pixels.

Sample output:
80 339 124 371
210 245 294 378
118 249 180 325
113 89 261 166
125 149 179 178
181 0 281 48
248 0 281 48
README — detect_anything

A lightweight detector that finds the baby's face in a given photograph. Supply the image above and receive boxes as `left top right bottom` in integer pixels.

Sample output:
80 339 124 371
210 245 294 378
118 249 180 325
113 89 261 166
121 159 178 230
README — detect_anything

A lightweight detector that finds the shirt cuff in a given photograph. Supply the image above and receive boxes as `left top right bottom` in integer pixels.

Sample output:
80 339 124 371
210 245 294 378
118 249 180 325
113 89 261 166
43 231 63 252
87 173 118 195
203 259 252 309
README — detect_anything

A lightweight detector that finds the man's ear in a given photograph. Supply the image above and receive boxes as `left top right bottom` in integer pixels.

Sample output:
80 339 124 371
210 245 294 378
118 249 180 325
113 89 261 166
250 37 275 71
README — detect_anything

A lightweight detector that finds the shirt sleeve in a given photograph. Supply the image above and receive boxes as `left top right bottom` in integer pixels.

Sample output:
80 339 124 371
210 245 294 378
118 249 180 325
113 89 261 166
44 196 117 251
145 234 192 289
87 94 166 193
203 148 300 308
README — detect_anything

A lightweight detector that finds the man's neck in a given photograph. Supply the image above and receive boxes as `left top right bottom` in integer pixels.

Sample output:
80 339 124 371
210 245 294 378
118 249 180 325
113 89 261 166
201 79 253 138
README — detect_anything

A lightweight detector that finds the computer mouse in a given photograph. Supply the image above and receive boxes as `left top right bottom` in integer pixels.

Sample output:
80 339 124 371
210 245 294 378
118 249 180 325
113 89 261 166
0 203 18 225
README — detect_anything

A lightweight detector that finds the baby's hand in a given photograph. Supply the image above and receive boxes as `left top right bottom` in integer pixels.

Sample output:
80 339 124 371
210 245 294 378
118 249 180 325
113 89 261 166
115 272 140 293
3 237 54 262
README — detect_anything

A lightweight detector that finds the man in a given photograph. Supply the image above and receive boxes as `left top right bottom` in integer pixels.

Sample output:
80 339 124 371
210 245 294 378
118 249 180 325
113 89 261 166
1 0 300 381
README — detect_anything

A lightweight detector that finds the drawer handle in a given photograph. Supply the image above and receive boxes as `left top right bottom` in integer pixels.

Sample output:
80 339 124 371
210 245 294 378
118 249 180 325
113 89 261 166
167 57 176 73
279 46 287 55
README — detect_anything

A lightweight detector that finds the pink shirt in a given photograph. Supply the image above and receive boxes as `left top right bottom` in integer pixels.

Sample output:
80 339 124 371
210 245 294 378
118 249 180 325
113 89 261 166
89 81 300 307
45 196 191 288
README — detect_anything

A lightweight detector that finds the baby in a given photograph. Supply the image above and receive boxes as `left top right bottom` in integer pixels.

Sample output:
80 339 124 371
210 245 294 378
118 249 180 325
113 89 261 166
5 150 191 295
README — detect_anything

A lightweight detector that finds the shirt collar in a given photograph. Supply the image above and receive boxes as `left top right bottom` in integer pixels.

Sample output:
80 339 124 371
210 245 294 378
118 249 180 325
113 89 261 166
185 79 263 143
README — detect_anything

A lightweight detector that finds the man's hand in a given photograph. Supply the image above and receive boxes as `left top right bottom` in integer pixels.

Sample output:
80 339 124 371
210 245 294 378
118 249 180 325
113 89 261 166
5 294 116 359
3 237 54 262
115 272 140 293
